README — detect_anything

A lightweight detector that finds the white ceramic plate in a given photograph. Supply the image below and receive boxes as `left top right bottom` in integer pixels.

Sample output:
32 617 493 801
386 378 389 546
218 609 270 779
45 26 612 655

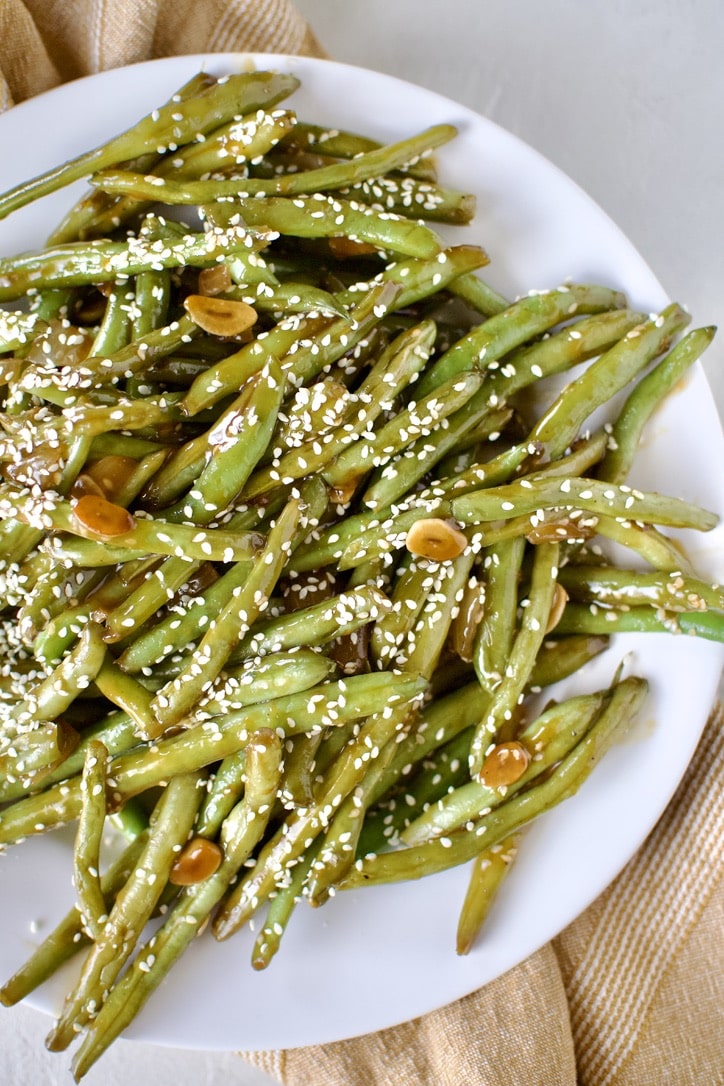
0 54 722 1052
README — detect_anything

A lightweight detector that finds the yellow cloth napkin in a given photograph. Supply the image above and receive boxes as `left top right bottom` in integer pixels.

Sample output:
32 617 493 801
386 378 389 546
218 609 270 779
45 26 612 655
0 0 324 110
0 4 721 1084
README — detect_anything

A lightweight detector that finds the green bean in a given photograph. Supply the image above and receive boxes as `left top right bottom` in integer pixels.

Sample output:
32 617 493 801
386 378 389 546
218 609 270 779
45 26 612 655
180 310 331 417
443 272 508 318
115 559 255 672
93 125 457 204
108 458 290 642
29 288 76 321
456 833 521 955
32 569 149 665
67 110 299 244
245 672 426 736
322 370 484 492
528 304 690 459
74 741 110 940
88 432 164 459
473 536 525 693
1 549 48 606
361 396 512 512
15 557 98 640
307 551 476 900
278 281 401 388
138 355 207 386
0 227 272 303
519 428 609 482
109 797 149 841
104 449 170 512
78 110 300 240
342 676 648 887
152 497 302 727
47 770 206 1052
478 307 648 407
232 280 348 317
170 109 298 177
344 543 392 592
335 245 489 311
308 748 401 900
278 730 326 809
526 633 610 689
132 270 172 339
103 556 201 642
558 565 724 613
240 320 437 499
204 193 441 260
198 650 337 717
90 283 134 356
415 284 627 397
328 502 449 572
0 487 267 562
21 621 107 721
0 832 149 1006
356 725 474 856
251 838 323 970
554 602 724 641
370 553 430 667
582 515 695 573
194 750 246 839
13 398 179 441
363 683 491 827
281 121 440 181
140 396 270 511
0 719 80 798
162 358 286 522
343 174 476 224
300 721 358 793
0 673 425 845
451 473 718 533
0 311 43 353
271 376 349 453
0 71 300 220
404 687 605 844
71 731 283 1080
597 326 715 484
229 584 391 661
93 658 160 740
45 73 221 244
469 542 560 775
0 712 140 805
0 520 44 572
51 314 200 387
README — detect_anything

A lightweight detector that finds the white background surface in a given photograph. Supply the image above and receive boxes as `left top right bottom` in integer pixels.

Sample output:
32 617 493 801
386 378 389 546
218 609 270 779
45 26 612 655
2 2 722 1083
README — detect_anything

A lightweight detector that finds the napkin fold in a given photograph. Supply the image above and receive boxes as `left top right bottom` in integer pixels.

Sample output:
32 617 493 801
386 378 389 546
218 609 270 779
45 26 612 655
0 4 721 1084
0 0 324 110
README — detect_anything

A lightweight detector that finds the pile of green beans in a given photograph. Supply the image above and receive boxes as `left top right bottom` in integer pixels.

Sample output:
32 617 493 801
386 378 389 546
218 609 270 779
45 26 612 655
0 67 721 1078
